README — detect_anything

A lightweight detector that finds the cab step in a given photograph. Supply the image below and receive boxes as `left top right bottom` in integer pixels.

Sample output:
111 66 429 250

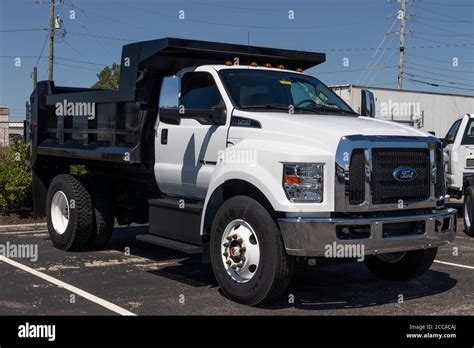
136 234 202 254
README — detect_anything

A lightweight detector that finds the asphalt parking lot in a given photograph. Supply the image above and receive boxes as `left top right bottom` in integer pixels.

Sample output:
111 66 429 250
0 203 473 316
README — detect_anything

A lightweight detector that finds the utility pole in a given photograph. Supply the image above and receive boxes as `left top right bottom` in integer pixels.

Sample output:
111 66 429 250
48 0 55 81
397 0 407 90
32 67 37 90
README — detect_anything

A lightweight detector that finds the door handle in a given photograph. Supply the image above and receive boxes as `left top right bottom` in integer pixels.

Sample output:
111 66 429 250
161 129 168 145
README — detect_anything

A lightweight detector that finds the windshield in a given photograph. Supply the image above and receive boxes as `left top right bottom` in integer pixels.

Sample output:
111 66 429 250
219 69 357 115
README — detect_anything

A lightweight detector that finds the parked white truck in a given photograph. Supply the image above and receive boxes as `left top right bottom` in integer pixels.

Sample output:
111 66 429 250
29 38 456 305
443 113 474 236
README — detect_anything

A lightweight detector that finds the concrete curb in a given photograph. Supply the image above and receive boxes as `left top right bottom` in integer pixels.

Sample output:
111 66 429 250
0 222 47 233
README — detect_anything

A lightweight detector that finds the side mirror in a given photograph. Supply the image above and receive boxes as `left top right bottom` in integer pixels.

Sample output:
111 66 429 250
361 89 375 118
211 105 226 126
159 106 226 126
159 107 181 125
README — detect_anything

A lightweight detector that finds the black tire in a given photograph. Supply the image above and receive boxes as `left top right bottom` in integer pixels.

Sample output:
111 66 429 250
364 248 438 281
83 177 114 248
46 174 94 251
210 196 294 306
463 186 474 237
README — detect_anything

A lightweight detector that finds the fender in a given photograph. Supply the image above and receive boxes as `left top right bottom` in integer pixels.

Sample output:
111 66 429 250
200 139 335 235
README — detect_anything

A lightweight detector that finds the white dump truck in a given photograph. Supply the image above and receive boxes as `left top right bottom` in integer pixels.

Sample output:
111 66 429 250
29 38 456 305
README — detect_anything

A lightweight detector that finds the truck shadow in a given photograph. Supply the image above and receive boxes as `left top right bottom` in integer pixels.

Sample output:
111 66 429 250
265 262 457 311
109 225 457 311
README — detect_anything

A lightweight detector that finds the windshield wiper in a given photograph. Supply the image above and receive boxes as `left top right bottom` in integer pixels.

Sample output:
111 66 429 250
299 104 358 115
240 104 292 111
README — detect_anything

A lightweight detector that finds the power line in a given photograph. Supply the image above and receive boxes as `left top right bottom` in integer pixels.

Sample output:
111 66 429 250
67 31 133 42
308 65 397 75
403 72 474 87
416 16 474 24
55 62 99 71
414 31 474 37
0 56 108 66
357 17 398 85
406 60 474 74
414 4 473 23
187 0 281 13
411 19 467 36
34 31 49 67
416 1 474 7
114 1 361 30
300 42 474 52
405 52 474 65
0 28 47 32
404 66 474 82
408 78 474 92
410 35 473 48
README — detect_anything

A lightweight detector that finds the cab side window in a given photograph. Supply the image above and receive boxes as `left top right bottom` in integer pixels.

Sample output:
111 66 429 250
445 119 461 145
462 120 474 145
180 72 223 109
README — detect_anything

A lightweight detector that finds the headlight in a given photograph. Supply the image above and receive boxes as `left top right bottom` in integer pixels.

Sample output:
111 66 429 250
283 163 324 203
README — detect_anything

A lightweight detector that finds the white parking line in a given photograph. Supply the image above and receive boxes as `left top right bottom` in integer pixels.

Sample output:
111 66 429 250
0 255 136 316
434 260 474 270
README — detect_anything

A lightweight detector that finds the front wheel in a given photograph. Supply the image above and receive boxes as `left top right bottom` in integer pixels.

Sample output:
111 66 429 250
364 248 438 281
463 186 474 237
210 196 294 306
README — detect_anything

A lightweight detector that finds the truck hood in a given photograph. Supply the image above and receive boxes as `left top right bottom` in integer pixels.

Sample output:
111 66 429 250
230 111 432 155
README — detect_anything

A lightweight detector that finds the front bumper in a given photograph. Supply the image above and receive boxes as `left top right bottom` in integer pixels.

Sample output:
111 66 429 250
278 208 457 257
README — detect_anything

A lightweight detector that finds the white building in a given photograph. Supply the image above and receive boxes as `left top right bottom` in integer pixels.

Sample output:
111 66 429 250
331 85 474 137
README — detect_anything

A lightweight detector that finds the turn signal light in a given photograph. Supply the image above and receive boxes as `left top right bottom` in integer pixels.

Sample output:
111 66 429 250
283 175 300 185
225 61 233 66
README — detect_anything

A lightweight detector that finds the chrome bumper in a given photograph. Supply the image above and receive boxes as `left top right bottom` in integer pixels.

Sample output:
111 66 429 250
278 208 457 257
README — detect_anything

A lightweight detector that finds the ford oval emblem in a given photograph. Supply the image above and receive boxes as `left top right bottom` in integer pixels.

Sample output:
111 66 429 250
393 167 417 182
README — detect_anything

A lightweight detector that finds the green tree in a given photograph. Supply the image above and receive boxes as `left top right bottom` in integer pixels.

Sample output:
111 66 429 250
92 63 120 89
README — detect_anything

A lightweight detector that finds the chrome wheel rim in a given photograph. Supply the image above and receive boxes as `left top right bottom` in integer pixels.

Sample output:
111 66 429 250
221 219 260 283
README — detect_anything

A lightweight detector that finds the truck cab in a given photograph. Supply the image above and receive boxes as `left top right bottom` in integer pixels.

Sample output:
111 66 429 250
444 113 474 236
29 38 457 306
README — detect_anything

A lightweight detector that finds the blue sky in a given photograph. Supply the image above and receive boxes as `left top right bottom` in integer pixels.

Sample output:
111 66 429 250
1 0 473 121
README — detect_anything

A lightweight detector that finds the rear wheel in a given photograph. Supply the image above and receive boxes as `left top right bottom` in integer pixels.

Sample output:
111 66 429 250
46 174 94 250
463 186 474 237
83 177 114 248
364 248 438 281
210 196 294 306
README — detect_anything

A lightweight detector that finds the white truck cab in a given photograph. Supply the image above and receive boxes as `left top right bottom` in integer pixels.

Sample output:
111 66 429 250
30 38 457 306
444 113 474 236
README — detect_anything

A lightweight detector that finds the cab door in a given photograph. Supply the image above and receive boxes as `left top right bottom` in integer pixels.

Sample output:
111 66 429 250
444 117 463 189
155 69 229 199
